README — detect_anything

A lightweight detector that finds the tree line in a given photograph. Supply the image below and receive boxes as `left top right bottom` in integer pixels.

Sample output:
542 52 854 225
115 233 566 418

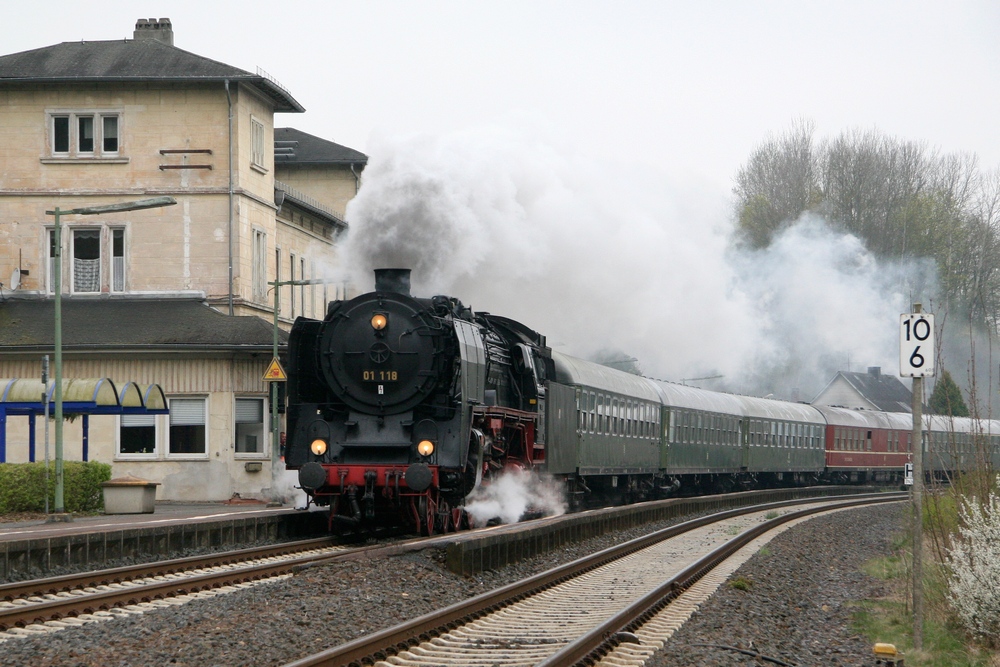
733 120 1000 331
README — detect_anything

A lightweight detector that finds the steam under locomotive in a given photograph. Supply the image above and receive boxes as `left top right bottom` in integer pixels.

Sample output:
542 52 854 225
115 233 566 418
285 269 1000 534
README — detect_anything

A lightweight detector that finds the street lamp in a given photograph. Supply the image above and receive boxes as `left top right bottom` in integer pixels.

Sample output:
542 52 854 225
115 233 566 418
45 196 176 515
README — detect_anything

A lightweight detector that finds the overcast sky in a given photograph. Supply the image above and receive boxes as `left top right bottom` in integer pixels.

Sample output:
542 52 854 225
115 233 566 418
6 1 999 194
5 1 999 397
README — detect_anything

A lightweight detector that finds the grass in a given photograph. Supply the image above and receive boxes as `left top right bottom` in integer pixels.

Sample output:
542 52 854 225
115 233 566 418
729 576 753 591
851 550 998 667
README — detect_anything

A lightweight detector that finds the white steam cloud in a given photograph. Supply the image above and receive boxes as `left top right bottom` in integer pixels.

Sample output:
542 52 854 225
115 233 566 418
463 468 567 527
342 124 938 400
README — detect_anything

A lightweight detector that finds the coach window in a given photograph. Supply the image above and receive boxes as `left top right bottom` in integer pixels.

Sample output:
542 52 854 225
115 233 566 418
597 395 604 433
118 413 156 457
589 393 596 432
235 398 265 455
168 397 208 456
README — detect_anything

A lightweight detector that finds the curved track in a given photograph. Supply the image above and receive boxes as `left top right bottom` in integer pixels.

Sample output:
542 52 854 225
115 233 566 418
281 493 905 667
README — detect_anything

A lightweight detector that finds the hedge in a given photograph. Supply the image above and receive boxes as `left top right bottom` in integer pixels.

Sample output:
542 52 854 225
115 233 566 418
0 461 112 513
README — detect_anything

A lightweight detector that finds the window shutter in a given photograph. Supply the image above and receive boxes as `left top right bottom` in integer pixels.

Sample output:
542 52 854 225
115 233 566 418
235 398 264 424
122 413 155 428
170 398 205 426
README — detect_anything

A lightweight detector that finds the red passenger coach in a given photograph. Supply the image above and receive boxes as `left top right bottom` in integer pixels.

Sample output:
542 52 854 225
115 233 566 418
814 406 911 484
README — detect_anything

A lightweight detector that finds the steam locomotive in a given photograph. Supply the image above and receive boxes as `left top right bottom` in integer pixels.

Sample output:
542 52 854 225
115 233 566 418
284 269 1000 534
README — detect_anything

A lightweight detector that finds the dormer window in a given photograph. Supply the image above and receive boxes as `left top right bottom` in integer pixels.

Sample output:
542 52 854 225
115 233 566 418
49 111 121 158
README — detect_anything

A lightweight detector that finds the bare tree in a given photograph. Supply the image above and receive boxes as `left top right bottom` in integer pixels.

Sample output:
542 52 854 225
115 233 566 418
733 119 820 248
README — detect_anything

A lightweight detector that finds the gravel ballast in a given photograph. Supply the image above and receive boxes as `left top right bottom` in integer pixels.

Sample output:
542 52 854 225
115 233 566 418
0 503 903 667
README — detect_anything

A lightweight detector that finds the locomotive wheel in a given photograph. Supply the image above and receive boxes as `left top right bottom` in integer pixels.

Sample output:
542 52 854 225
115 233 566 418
416 495 438 537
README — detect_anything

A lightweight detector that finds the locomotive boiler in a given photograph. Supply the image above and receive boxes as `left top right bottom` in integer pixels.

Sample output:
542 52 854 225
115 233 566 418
285 268 552 533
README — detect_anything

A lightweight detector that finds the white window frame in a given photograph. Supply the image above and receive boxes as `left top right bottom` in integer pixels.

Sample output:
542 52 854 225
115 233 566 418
48 110 122 158
289 251 297 319
252 229 267 303
250 116 267 171
46 227 57 294
111 227 126 293
70 227 103 294
235 396 268 458
167 396 209 459
116 413 159 460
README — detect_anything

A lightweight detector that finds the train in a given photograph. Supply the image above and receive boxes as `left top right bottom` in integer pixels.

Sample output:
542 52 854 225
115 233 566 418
284 268 1000 534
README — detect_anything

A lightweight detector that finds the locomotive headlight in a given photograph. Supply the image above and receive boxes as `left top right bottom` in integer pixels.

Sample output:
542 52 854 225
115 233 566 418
417 439 435 457
371 313 388 331
310 439 328 456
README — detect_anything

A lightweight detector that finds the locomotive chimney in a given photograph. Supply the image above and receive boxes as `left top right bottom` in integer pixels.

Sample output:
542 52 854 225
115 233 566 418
374 268 411 296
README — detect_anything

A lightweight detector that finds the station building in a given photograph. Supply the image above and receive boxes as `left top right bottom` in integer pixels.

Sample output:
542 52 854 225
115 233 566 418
0 18 367 500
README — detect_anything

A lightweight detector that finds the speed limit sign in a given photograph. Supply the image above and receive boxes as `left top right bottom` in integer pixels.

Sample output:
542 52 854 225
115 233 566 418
900 313 934 377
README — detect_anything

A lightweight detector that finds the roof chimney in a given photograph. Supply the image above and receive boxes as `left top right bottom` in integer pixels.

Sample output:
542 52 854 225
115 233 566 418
868 366 881 378
134 18 173 46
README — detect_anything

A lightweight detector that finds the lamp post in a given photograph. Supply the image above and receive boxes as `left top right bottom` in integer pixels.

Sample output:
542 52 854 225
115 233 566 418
46 196 176 514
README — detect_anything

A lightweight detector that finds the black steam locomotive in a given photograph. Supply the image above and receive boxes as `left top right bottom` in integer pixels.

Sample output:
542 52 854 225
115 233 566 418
286 269 1000 535
285 269 550 533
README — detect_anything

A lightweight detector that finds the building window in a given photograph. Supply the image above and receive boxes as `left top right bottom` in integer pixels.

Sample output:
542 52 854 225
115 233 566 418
252 229 267 302
251 117 266 169
168 397 207 456
300 256 306 317
72 229 101 293
289 252 297 319
119 414 156 456
112 228 125 292
50 112 120 158
235 398 265 455
47 228 56 294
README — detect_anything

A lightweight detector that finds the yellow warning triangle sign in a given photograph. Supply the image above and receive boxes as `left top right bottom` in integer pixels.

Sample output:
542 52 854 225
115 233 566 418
262 357 287 382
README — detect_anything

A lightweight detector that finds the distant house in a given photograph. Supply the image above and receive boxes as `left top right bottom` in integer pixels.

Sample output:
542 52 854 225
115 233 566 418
812 367 914 413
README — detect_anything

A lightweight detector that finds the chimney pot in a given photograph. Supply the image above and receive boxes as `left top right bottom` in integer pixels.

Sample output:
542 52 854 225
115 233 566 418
868 366 881 378
133 17 174 46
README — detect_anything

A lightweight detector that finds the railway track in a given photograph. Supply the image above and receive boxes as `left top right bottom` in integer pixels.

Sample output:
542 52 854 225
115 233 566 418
281 492 905 667
0 536 352 635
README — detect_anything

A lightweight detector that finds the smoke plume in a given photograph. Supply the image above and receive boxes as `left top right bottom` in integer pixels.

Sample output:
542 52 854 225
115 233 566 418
342 124 942 401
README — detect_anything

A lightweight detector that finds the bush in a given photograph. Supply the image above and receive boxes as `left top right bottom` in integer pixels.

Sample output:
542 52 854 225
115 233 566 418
947 476 1000 647
0 461 112 513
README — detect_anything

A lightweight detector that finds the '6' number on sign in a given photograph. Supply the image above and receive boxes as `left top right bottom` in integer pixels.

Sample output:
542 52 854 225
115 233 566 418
900 313 935 377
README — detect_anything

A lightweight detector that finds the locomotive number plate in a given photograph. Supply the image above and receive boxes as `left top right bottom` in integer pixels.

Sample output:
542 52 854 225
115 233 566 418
362 370 398 382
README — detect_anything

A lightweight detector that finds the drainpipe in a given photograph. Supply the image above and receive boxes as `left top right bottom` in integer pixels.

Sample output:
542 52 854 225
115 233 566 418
225 80 234 315
350 162 362 195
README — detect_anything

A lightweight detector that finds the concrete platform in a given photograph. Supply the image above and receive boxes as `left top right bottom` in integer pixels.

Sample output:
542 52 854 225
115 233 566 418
0 502 328 580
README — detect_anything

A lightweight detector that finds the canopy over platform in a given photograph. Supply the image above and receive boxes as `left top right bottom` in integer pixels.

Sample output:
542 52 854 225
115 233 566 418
0 378 169 462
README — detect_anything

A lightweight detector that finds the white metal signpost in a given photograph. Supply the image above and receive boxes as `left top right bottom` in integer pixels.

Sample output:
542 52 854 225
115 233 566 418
899 312 935 377
900 306 934 650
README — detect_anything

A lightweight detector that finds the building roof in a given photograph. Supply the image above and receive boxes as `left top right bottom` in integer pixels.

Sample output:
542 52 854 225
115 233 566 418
0 298 285 352
274 127 368 166
813 368 914 413
0 39 304 112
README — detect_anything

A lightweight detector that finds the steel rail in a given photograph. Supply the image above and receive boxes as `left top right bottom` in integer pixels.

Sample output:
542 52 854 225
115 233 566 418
537 492 905 667
280 492 905 667
0 536 336 602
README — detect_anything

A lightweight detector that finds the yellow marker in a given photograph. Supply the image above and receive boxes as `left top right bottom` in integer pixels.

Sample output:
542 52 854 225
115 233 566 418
262 357 287 382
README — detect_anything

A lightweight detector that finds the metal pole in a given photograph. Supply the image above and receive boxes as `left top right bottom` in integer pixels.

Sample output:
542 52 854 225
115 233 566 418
271 279 281 501
911 302 924 650
42 355 50 515
53 209 65 515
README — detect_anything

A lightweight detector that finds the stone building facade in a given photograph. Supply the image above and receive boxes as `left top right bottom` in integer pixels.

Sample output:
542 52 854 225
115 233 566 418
0 18 367 501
